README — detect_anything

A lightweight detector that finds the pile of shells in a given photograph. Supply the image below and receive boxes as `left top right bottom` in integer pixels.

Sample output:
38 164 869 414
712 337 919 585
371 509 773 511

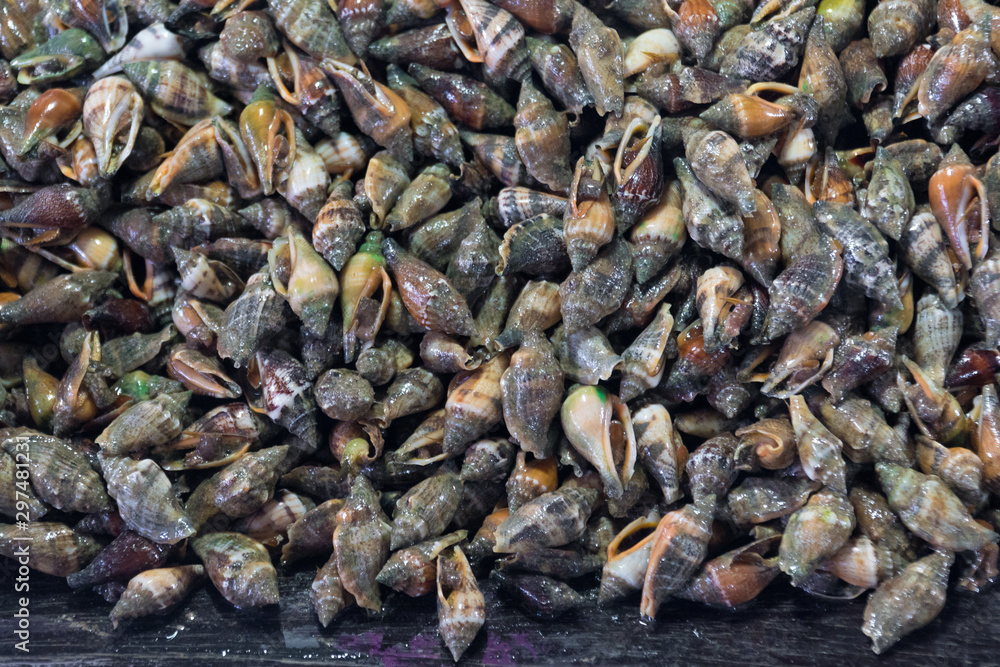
1 0 1000 659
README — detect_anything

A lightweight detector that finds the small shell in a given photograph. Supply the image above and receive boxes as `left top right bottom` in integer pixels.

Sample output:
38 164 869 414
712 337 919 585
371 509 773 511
726 476 816 525
629 180 686 283
877 462 998 552
437 545 485 661
65 529 170 591
822 327 897 404
371 23 463 70
721 8 815 82
312 553 353 627
110 565 204 628
446 216 501 306
280 498 345 565
494 486 598 553
249 349 319 451
123 61 231 126
334 475 392 612
377 531 467 597
789 394 847 493
614 116 664 231
685 128 756 216
526 37 594 116
373 369 445 428
101 455 194 545
5 433 109 513
186 446 288 527
761 320 839 398
0 522 101 576
462 130 535 188
501 331 563 457
778 488 855 586
444 352 509 456
505 451 558 512
386 66 463 167
391 470 463 549
632 404 687 504
409 64 514 130
514 80 572 194
640 495 715 621
917 27 994 122
192 532 278 609
498 214 571 277
813 201 900 311
971 258 1000 348
561 385 636 500
916 436 987 513
326 60 413 162
756 234 842 343
560 237 633 331
862 551 953 654
700 93 796 139
167 345 241 399
82 76 143 177
686 433 741 506
677 534 781 607
675 157 744 263
384 238 477 338
819 396 912 466
230 489 315 545
861 147 914 242
461 438 516 483
568 5 625 116
386 164 453 233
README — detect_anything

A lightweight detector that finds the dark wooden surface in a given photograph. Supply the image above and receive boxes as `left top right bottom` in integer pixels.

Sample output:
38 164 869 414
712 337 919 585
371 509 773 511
1 561 997 666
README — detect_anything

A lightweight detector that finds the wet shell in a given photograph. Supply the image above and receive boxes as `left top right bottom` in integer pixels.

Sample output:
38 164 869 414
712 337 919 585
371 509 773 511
568 5 625 116
409 64 514 130
192 532 279 609
501 331 563 457
101 455 194 545
778 488 855 586
877 462 998 552
383 238 478 337
377 531 467 597
82 76 143 177
109 565 204 628
391 470 463 549
514 80 572 194
675 157 744 263
494 486 598 552
437 545 485 661
444 352 509 456
96 392 190 457
457 0 531 82
789 394 847 493
862 551 952 654
5 433 109 513
498 214 571 277
633 404 687 504
640 495 715 620
560 236 633 331
526 37 594 116
561 385 637 500
333 475 392 612
280 498 345 565
0 522 101 576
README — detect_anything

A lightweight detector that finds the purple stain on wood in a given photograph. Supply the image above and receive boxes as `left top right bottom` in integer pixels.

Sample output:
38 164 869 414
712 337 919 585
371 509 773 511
338 629 384 656
510 632 539 660
483 630 539 665
381 632 441 666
